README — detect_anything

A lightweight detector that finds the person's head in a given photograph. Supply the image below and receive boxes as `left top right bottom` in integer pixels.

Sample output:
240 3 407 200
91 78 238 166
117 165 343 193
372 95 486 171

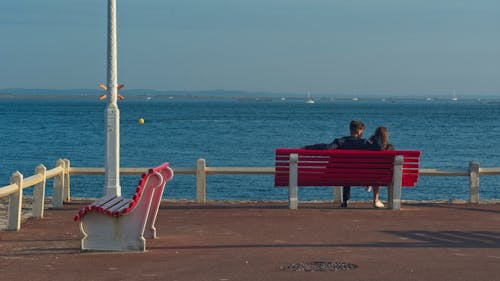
373 126 389 149
349 120 365 137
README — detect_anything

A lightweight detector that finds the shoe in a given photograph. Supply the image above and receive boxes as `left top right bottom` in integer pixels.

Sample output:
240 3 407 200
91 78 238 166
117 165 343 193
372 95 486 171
373 200 385 208
340 202 348 208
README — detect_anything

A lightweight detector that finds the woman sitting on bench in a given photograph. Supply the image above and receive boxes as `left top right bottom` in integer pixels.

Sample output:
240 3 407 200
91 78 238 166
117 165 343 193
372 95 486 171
367 126 394 208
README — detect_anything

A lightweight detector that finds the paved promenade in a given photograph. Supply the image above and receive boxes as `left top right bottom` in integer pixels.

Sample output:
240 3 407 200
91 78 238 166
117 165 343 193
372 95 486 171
1 200 499 281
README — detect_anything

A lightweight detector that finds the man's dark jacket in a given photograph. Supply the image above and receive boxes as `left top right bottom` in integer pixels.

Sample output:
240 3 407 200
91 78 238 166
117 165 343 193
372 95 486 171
303 135 382 151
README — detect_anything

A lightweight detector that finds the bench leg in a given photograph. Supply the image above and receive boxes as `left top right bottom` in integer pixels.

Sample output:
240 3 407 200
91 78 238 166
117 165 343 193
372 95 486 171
145 166 174 239
289 184 298 209
389 155 404 210
389 184 402 210
288 153 299 209
333 186 342 203
144 184 165 239
80 213 146 252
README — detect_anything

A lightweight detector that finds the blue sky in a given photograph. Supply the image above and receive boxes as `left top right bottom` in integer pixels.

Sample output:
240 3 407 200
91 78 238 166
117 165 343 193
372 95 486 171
1 0 499 96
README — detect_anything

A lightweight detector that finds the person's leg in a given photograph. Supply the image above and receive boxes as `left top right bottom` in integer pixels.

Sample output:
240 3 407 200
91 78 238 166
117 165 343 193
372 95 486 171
373 186 379 202
341 186 351 207
373 186 384 208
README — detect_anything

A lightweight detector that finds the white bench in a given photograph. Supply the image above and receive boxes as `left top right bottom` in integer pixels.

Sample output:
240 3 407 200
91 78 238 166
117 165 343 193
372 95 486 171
74 163 174 252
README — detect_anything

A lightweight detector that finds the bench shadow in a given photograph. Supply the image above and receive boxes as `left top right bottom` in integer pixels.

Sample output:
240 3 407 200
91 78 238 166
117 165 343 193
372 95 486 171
408 203 500 214
161 202 500 211
151 230 500 251
0 248 80 256
160 203 370 210
381 230 500 248
2 230 499 257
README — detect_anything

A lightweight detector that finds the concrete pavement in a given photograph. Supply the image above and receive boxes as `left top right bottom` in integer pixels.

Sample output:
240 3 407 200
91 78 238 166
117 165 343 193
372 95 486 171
1 200 499 281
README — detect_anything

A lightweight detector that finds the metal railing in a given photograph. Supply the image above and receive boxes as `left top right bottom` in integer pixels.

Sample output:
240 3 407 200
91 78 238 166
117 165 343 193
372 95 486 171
0 158 497 231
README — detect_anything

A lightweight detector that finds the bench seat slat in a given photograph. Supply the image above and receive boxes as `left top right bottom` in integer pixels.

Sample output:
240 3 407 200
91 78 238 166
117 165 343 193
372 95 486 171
276 170 394 176
276 171 417 177
277 155 418 161
276 162 395 169
276 177 418 187
90 194 117 207
107 199 131 213
276 157 420 166
276 169 394 176
276 149 421 158
276 166 394 173
280 180 393 186
276 154 395 161
276 174 393 182
100 196 126 210
275 169 419 175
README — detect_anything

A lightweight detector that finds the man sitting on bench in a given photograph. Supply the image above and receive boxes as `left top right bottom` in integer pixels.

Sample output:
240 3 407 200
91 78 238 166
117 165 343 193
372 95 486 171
303 120 382 208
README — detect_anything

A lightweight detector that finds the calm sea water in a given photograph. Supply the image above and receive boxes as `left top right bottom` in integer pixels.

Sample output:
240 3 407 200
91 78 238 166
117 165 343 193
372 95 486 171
1 98 499 202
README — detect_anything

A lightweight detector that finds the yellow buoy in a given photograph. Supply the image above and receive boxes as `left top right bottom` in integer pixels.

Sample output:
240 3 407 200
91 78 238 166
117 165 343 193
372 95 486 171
138 118 145 124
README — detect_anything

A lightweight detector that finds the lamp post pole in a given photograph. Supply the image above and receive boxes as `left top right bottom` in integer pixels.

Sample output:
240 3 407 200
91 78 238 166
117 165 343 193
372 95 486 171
104 0 121 196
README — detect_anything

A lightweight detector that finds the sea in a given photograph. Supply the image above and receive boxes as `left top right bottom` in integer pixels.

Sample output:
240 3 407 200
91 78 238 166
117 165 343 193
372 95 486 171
1 97 500 202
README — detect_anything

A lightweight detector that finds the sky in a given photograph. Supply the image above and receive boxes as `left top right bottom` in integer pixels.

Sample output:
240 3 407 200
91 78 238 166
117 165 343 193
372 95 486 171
1 0 499 96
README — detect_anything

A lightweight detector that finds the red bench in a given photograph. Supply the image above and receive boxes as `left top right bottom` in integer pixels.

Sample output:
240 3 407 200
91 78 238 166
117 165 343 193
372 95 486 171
275 149 421 209
75 163 174 252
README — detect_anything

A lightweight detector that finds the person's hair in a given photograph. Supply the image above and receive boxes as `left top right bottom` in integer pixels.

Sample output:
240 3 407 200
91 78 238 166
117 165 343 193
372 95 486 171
349 120 365 134
373 126 389 150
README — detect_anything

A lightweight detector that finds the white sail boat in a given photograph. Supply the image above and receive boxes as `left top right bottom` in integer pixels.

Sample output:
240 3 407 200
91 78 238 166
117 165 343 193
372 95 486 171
451 89 458 101
351 89 359 101
306 91 315 104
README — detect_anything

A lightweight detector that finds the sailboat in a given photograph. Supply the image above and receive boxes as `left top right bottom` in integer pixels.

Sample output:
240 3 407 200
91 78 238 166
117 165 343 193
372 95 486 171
351 89 359 101
451 89 458 101
306 91 315 104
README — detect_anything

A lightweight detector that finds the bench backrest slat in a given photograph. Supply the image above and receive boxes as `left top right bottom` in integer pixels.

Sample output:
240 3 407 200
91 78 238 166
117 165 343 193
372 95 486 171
275 148 421 187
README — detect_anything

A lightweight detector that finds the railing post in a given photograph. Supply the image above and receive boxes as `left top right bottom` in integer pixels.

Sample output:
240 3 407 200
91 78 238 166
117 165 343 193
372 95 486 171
333 186 342 203
288 153 298 209
469 161 480 204
53 159 65 209
7 171 23 231
196 158 207 203
32 164 47 218
63 159 71 202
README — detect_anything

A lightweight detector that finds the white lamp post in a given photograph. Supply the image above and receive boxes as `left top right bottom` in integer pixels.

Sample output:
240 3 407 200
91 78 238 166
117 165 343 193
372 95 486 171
104 0 121 196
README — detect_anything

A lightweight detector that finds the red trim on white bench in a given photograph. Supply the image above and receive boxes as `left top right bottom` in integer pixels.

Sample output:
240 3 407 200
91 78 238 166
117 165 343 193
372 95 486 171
74 165 167 222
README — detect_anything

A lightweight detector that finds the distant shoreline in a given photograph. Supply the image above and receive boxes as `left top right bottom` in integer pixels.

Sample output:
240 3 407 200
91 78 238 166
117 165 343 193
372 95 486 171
1 93 500 103
1 88 500 101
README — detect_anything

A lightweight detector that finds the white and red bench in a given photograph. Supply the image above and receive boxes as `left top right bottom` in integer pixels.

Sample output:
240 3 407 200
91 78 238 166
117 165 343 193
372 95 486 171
75 163 174 252
275 149 421 210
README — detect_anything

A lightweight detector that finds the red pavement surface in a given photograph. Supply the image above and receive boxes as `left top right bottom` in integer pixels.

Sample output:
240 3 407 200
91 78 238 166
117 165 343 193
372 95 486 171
1 201 500 281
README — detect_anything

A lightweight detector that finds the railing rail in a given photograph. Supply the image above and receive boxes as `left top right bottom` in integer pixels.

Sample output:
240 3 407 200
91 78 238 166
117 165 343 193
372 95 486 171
0 183 18 198
0 159 70 231
69 167 198 175
1 158 499 231
418 168 469 176
67 167 500 176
